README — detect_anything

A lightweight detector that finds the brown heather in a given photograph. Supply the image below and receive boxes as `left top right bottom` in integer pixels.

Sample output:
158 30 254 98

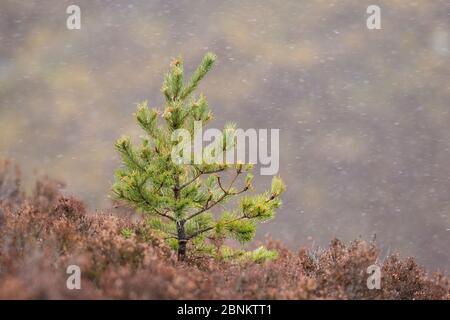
0 160 449 299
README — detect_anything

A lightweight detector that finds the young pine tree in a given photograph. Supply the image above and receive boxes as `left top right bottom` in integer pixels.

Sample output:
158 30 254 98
113 53 285 261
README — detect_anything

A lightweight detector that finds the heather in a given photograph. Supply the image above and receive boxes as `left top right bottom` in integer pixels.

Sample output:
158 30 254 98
0 160 448 299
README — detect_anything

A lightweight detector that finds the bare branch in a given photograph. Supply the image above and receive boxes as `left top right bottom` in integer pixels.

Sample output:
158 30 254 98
229 186 249 196
179 167 226 190
216 176 227 193
153 208 177 222
186 170 242 221
179 171 202 190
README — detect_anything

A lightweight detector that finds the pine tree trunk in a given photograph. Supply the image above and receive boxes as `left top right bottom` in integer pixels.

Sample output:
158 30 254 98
178 239 187 261
177 221 187 261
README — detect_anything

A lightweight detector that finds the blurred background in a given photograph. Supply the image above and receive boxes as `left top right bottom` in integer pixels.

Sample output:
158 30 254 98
1 0 449 270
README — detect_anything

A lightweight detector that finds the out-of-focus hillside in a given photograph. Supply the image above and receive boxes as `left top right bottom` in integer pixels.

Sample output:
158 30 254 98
1 1 449 270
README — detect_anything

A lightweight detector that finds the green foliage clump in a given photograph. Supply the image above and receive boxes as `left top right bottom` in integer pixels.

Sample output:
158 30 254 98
120 228 134 239
112 53 285 261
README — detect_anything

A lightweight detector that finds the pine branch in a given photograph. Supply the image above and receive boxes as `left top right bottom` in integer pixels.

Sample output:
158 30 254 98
136 184 176 222
187 215 246 240
180 52 216 100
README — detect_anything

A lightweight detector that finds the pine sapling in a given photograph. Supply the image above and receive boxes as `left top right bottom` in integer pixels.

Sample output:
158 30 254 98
113 53 285 261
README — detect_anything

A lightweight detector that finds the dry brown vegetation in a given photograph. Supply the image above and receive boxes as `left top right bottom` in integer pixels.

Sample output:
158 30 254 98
0 159 449 299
